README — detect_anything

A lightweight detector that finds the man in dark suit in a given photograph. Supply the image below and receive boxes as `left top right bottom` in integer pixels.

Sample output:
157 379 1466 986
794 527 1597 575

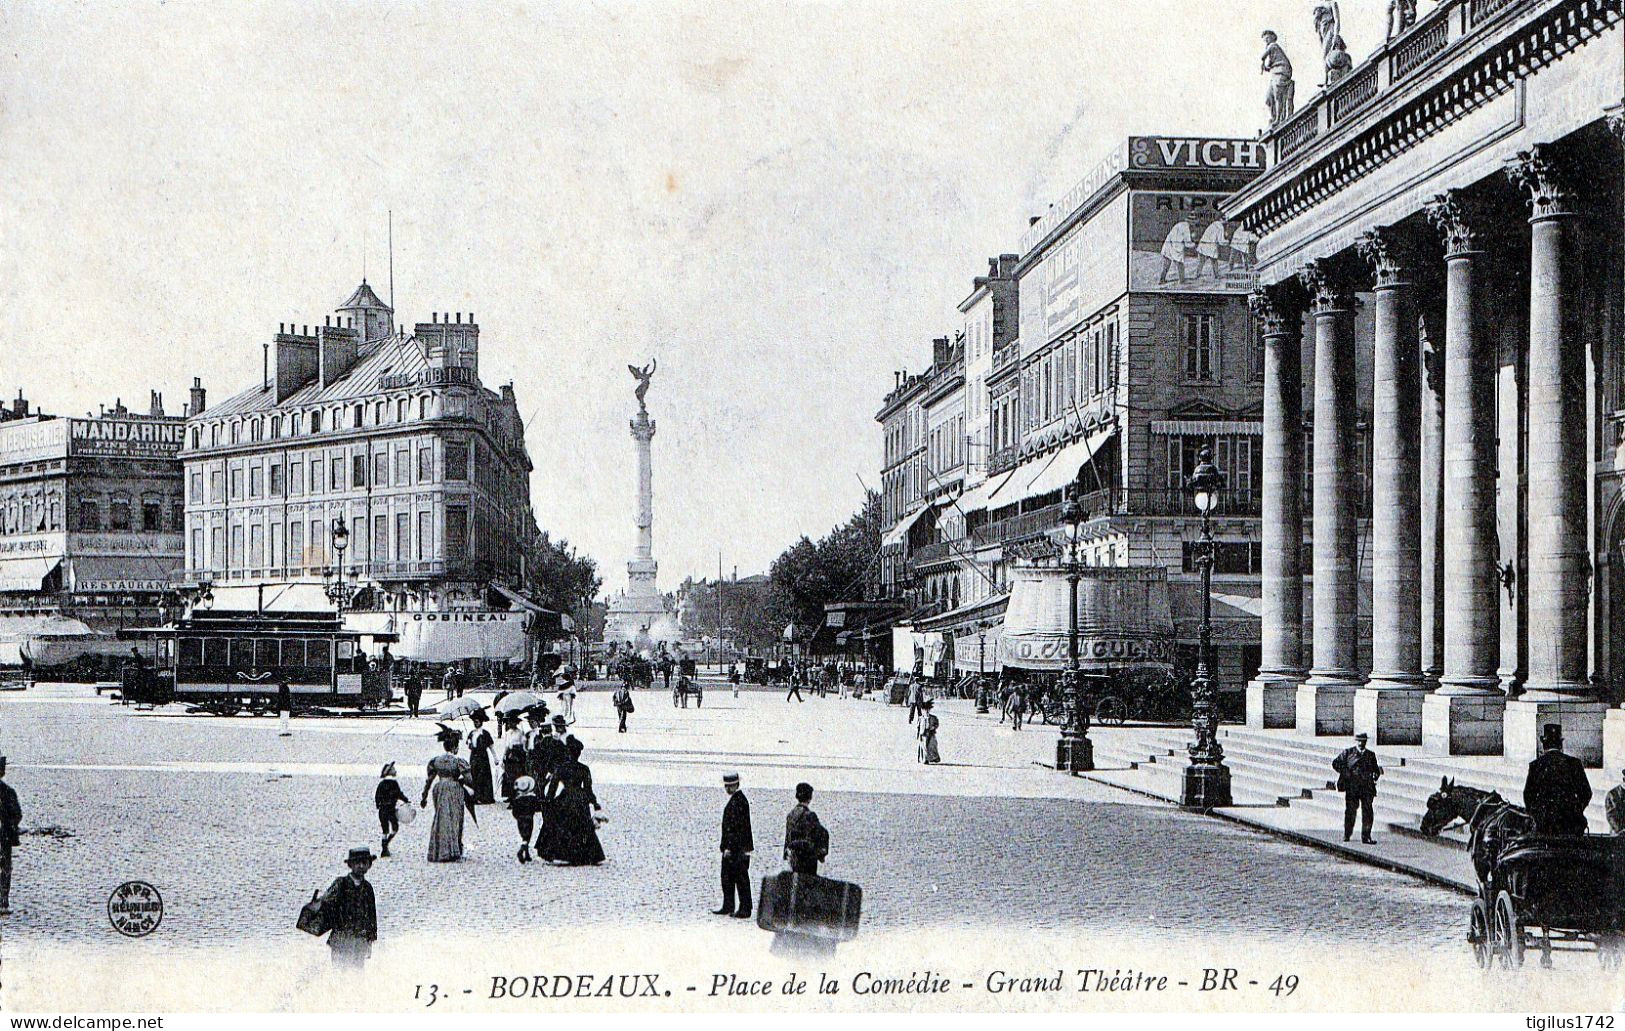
714 772 754 918
784 782 828 875
1524 723 1592 836
0 756 20 915
1332 733 1383 844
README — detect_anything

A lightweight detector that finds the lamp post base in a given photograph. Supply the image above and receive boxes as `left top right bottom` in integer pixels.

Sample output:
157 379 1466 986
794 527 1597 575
1056 735 1094 773
1180 763 1231 809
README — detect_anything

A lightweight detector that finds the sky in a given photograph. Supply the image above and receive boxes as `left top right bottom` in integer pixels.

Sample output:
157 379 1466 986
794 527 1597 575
0 0 1390 594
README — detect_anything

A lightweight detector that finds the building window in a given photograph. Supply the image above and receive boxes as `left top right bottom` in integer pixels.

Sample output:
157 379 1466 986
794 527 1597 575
191 528 203 567
417 511 433 561
190 427 200 449
249 524 265 567
417 448 433 481
109 495 131 531
397 399 408 422
353 454 367 488
353 404 365 429
310 410 323 433
251 419 262 442
269 463 284 496
210 526 224 567
229 466 242 500
249 465 263 498
230 422 241 445
78 499 100 532
289 461 303 496
418 397 430 419
395 449 410 484
375 401 386 424
292 413 304 435
447 505 468 562
171 502 184 530
445 442 468 481
289 521 305 568
271 416 283 439
142 498 162 531
309 520 325 567
1182 540 1262 575
210 469 223 502
189 472 202 502
330 457 345 492
395 513 410 564
270 522 282 567
373 514 388 563
374 452 388 487
210 424 220 446
229 524 244 568
1183 313 1218 382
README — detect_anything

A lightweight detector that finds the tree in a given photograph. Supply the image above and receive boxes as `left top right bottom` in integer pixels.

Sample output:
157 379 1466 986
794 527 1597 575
765 491 882 633
523 531 602 629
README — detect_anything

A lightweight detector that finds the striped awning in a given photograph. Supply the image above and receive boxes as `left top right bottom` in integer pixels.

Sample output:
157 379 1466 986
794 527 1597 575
1148 420 1262 436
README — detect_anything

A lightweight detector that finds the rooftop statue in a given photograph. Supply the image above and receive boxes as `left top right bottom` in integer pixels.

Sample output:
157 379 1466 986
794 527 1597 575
627 359 656 411
1315 2 1354 85
1261 30 1296 127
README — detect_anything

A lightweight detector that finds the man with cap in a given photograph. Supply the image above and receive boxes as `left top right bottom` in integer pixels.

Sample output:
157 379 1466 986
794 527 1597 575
783 782 829 876
714 772 754 918
320 846 378 968
0 756 20 915
1332 733 1383 844
1524 724 1592 837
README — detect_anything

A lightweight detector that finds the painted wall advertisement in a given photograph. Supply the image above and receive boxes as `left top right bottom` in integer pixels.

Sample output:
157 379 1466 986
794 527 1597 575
1129 192 1258 294
0 418 69 465
1018 193 1128 348
68 418 185 459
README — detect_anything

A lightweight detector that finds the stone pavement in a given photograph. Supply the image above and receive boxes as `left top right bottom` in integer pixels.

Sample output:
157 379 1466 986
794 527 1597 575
0 684 1607 1011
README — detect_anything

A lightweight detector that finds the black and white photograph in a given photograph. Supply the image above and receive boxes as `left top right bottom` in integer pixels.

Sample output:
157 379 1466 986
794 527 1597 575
0 0 1623 1018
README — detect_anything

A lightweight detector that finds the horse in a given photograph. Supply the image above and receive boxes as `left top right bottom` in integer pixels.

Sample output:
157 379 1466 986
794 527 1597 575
1421 777 1535 884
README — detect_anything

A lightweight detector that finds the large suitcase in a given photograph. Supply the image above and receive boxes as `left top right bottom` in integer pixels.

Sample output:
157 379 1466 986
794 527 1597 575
756 872 862 941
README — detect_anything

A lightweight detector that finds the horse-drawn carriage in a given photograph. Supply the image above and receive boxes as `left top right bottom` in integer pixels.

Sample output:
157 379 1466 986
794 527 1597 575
1422 778 1625 970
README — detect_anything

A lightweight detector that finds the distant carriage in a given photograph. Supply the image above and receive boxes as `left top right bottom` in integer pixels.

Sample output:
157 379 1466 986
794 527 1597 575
120 610 395 714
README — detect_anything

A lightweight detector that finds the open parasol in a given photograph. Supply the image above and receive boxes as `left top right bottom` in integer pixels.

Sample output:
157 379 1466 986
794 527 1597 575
439 696 487 721
493 690 542 716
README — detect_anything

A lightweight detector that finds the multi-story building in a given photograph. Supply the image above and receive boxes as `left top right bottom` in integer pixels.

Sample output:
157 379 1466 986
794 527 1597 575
879 136 1282 704
0 390 187 669
180 282 542 660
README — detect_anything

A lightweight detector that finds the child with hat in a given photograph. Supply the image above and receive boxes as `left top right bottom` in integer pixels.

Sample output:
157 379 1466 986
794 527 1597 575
320 847 378 968
510 777 542 864
374 763 411 858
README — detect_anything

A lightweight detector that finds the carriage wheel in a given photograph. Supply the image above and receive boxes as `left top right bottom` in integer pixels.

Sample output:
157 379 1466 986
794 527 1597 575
1468 899 1491 970
1095 696 1126 726
1493 892 1524 970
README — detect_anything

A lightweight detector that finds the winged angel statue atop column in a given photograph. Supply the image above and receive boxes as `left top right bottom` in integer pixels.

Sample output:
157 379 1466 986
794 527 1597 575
628 359 656 412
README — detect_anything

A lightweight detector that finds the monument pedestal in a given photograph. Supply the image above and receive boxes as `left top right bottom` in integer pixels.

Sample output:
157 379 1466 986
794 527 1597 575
1421 690 1505 756
1504 697 1607 765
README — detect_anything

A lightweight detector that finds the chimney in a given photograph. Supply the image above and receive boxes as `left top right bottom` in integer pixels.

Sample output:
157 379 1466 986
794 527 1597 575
188 377 206 416
149 390 163 417
317 324 360 389
272 329 318 402
13 391 28 418
263 341 270 391
932 336 951 367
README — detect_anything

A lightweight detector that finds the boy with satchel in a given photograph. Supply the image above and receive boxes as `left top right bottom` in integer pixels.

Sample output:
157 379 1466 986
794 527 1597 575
305 847 378 968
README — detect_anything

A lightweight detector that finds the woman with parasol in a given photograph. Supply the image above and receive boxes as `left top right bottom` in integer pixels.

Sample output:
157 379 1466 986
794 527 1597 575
420 724 473 862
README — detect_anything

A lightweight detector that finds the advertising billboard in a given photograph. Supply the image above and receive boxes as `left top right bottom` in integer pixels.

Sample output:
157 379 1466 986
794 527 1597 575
1018 192 1128 347
68 418 185 459
1129 191 1258 294
0 419 69 466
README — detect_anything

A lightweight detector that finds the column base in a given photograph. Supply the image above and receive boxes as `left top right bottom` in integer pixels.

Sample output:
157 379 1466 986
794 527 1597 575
1246 675 1302 729
1504 698 1607 766
1353 685 1427 745
1602 709 1625 774
1296 678 1357 736
1422 692 1506 756
1055 735 1094 773
1181 763 1232 809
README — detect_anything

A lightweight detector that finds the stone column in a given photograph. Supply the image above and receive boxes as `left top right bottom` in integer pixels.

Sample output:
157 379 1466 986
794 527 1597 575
1601 104 1625 772
1247 283 1307 729
1505 144 1606 764
1421 191 1504 755
1353 227 1426 743
1419 304 1446 689
1296 259 1363 736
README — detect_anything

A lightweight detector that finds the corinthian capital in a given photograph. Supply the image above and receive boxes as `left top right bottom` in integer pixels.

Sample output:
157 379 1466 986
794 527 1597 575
1298 259 1356 314
1355 226 1413 289
1505 144 1578 220
1422 190 1486 257
1247 282 1305 337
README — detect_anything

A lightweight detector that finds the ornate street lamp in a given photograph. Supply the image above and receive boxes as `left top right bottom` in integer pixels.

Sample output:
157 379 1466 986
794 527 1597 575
975 630 990 713
1055 484 1094 773
1180 446 1232 808
324 516 361 616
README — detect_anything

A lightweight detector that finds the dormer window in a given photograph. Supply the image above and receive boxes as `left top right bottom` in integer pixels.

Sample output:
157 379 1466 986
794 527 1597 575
310 410 323 433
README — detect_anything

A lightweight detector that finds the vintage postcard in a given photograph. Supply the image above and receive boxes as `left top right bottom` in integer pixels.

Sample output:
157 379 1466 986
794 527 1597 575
1 0 1623 1019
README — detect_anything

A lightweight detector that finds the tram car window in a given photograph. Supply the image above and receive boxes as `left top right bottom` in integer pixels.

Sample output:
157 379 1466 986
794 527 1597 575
231 639 255 669
204 638 229 667
281 639 306 667
255 639 280 668
307 639 331 668
179 638 203 666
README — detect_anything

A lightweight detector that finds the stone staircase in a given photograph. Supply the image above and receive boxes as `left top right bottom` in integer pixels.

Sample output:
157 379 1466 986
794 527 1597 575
1089 724 1612 844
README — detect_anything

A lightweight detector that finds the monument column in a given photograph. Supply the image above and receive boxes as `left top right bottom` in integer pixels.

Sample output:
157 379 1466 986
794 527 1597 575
1421 191 1504 755
628 409 658 587
1354 226 1426 743
1297 259 1363 736
1246 282 1307 729
1505 144 1606 764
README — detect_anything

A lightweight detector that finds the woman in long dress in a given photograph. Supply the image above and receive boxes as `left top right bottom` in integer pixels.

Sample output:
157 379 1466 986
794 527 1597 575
498 715 526 802
467 709 496 805
917 699 942 764
538 740 605 866
419 725 471 862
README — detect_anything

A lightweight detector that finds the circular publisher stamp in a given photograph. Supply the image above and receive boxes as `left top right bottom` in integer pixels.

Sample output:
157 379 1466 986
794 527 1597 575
107 880 163 937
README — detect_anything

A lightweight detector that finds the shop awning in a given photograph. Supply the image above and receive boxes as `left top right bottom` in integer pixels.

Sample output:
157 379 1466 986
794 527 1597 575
348 610 529 663
1008 427 1116 505
882 504 935 549
981 467 1021 505
0 614 96 643
953 626 1004 673
913 591 1009 634
953 477 1004 516
0 558 61 593
67 556 178 593
1001 564 1174 671
490 582 550 615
